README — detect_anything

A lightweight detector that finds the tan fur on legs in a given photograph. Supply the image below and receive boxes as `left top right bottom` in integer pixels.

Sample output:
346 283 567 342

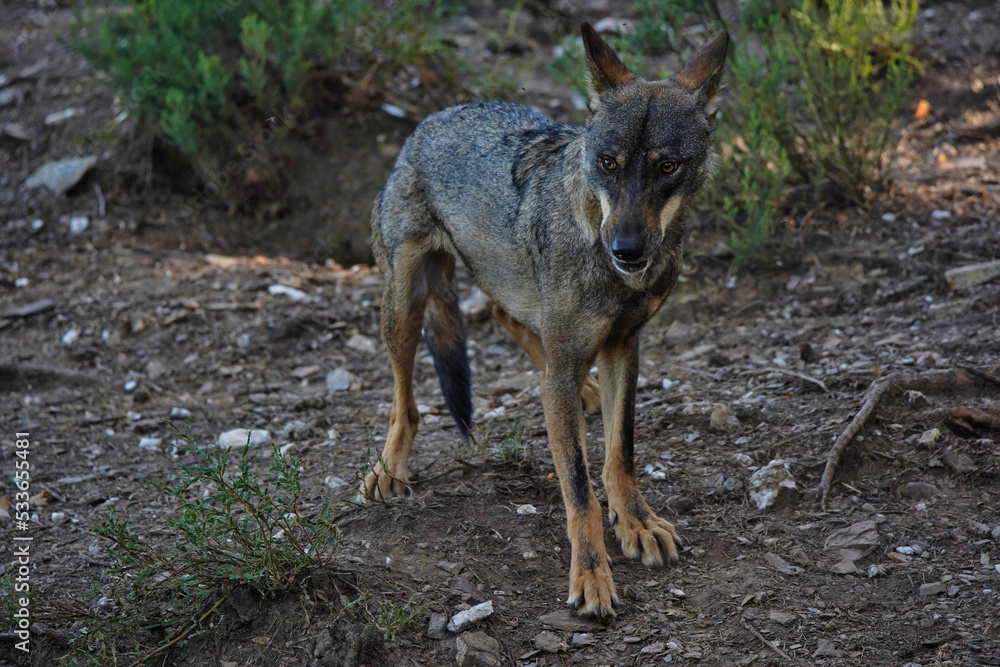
541 369 618 619
598 336 681 567
360 244 444 501
494 306 601 414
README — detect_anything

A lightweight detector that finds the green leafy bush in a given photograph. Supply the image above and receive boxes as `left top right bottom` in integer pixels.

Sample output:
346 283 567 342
711 0 918 263
72 0 452 212
69 426 339 663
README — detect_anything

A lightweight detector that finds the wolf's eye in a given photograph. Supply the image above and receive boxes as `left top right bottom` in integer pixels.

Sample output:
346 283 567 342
661 161 678 174
601 157 617 172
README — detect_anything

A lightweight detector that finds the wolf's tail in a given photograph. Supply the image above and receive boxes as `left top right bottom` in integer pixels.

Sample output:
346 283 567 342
424 267 472 441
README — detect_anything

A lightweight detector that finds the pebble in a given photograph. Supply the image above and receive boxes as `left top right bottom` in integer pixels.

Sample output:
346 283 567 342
918 428 941 446
323 476 349 489
919 582 946 596
748 460 798 510
427 612 448 639
326 368 358 392
448 600 494 633
345 333 377 354
292 364 320 379
124 380 137 392
764 552 804 575
50 511 68 525
61 329 79 345
217 428 271 449
280 420 310 440
169 407 192 419
640 642 665 654
69 216 89 233
437 561 464 575
44 107 79 125
897 481 939 499
516 504 537 515
532 630 567 653
709 403 741 432
267 284 313 301
931 209 952 219
455 631 501 666
571 633 596 646
867 564 886 578
22 155 97 194
138 437 162 452
896 546 915 555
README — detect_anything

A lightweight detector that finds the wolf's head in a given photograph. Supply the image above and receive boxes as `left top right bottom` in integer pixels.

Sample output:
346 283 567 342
579 24 728 276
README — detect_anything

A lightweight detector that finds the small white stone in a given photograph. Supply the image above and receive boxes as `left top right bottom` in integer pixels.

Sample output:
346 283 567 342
217 428 271 449
483 406 505 420
931 210 952 219
61 329 79 345
138 437 162 452
69 216 89 233
50 511 68 524
447 600 494 633
324 476 349 489
267 284 312 301
516 503 537 515
124 380 137 392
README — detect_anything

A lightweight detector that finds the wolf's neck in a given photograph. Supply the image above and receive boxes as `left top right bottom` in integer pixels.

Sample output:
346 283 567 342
563 136 601 245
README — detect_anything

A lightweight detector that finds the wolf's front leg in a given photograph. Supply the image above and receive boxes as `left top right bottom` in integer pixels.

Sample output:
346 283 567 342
541 369 619 619
598 335 681 566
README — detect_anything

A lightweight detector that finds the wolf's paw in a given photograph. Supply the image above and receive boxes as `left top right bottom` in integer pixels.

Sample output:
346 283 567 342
609 505 681 567
567 552 619 620
358 463 412 503
581 375 602 414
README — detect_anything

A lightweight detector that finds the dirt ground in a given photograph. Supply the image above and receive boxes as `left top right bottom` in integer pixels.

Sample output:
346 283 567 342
2 1 1000 666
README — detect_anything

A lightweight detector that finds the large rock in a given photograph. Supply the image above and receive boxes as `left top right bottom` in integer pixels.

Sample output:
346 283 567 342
23 155 97 194
455 631 501 666
748 460 799 510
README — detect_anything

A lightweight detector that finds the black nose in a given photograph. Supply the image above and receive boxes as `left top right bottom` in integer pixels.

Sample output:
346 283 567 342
611 232 644 264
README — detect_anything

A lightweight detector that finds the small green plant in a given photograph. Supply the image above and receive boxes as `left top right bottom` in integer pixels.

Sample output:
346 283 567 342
490 420 530 467
365 595 428 641
68 425 339 663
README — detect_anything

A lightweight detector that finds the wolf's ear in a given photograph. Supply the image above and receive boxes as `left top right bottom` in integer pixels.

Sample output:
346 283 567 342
673 30 729 112
581 22 636 106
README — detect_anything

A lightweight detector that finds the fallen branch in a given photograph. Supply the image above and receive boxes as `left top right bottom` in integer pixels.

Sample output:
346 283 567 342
807 364 1000 507
749 366 830 394
744 620 791 660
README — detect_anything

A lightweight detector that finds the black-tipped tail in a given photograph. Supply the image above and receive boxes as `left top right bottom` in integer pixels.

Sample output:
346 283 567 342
424 294 472 440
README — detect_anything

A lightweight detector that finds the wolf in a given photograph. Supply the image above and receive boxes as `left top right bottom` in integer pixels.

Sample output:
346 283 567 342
359 23 729 619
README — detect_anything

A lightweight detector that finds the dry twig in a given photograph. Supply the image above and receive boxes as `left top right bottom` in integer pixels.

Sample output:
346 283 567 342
808 364 1000 507
744 620 791 660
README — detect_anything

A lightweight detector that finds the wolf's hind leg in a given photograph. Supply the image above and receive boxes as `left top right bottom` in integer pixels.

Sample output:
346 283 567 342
360 242 447 501
493 306 601 413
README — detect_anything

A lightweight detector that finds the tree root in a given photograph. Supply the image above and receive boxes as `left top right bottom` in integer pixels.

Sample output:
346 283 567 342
806 364 1000 507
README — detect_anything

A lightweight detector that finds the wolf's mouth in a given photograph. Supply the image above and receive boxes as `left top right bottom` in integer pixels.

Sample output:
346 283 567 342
612 257 648 274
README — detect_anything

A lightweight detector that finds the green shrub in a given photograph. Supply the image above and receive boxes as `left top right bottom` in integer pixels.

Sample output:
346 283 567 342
69 426 339 663
72 0 453 212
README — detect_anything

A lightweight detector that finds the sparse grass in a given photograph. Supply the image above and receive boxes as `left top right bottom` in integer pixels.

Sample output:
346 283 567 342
63 424 339 665
364 594 429 641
